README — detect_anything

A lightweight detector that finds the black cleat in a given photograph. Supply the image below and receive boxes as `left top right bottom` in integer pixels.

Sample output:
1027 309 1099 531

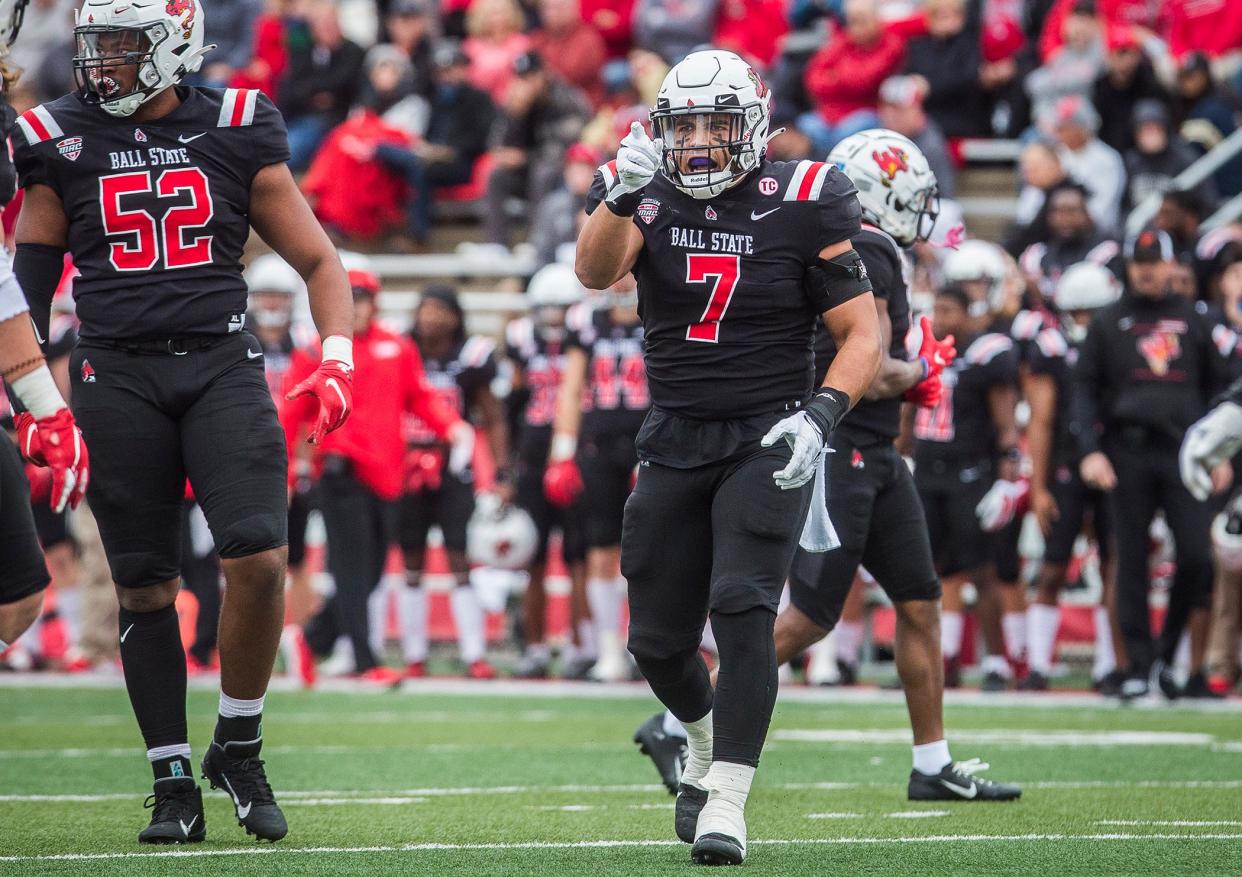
1093 669 1126 697
138 777 206 845
836 659 858 686
201 740 288 842
633 712 687 794
981 670 1010 692
908 758 1022 802
1155 662 1180 701
691 833 745 866
1017 671 1049 691
675 783 707 843
1119 673 1150 701
1182 672 1224 700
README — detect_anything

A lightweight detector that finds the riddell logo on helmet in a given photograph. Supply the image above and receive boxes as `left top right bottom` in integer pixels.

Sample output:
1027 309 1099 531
872 146 908 184
81 360 96 383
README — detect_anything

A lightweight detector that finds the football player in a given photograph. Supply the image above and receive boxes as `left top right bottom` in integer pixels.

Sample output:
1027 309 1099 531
546 271 649 682
1021 262 1126 693
397 285 509 679
505 263 590 679
577 50 883 865
12 0 355 843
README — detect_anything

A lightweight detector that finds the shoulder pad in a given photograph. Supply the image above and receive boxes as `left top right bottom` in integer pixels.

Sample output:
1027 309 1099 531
15 105 64 145
1085 240 1121 265
1034 327 1068 359
1011 309 1046 341
783 160 833 202
218 88 260 127
1018 243 1047 277
505 316 534 354
1213 323 1238 358
459 335 496 368
565 301 592 333
965 333 1015 365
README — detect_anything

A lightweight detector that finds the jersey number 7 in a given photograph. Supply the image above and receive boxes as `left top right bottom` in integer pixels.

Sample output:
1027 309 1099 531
100 169 215 272
685 254 740 344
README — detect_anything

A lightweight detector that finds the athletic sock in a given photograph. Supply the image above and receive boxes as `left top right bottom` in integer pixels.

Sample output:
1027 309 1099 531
681 711 713 789
835 620 863 669
215 692 264 746
1002 611 1027 663
710 607 777 767
587 577 619 644
912 739 952 775
981 654 1012 677
940 610 963 659
576 618 597 660
1092 606 1116 681
367 583 389 662
118 605 190 782
1027 603 1061 675
398 581 428 663
451 582 486 664
662 708 688 739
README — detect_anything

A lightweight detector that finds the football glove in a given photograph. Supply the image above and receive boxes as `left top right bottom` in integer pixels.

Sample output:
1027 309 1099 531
14 409 90 513
544 459 584 508
915 315 956 379
1181 401 1242 501
286 359 353 445
761 389 849 490
975 478 1029 532
605 122 662 214
447 422 475 476
903 374 943 409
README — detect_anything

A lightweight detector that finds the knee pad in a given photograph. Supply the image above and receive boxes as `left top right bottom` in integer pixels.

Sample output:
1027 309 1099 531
626 627 701 668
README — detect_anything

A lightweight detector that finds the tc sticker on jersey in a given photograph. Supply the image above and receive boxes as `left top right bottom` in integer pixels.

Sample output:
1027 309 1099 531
57 137 82 162
637 198 660 225
758 176 778 196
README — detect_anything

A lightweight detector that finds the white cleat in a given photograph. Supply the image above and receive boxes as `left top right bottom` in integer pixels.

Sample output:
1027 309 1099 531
691 794 747 865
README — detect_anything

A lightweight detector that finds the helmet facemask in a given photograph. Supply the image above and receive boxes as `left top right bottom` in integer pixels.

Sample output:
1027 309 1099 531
651 104 765 200
74 23 172 117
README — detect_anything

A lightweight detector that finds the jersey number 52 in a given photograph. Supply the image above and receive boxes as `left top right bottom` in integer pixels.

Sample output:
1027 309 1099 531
100 169 214 272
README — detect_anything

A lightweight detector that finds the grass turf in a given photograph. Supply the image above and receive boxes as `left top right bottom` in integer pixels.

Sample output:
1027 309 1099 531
1 683 1240 875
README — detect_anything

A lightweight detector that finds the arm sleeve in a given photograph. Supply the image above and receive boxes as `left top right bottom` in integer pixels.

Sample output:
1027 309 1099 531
584 166 609 216
13 243 67 355
0 102 17 205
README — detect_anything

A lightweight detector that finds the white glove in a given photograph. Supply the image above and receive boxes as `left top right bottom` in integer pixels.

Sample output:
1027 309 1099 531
607 122 662 202
448 422 475 476
975 479 1029 532
761 412 826 490
1181 401 1242 500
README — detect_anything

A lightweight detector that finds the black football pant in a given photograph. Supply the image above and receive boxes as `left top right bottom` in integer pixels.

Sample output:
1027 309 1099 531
622 441 812 766
1107 435 1215 677
305 465 395 673
0 431 50 607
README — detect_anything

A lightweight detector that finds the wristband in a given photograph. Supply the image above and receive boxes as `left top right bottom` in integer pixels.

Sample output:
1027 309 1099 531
10 364 68 418
550 432 578 462
321 335 354 369
604 188 641 217
918 356 930 381
803 386 851 440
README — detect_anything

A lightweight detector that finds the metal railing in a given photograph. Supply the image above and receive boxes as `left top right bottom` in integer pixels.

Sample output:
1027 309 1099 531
1126 125 1242 238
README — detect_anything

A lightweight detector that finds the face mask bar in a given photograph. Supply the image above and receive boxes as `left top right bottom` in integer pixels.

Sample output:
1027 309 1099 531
650 108 748 193
912 187 941 243
72 24 163 107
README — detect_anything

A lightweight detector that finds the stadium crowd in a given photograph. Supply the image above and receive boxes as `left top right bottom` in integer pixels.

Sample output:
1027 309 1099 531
3 0 1242 701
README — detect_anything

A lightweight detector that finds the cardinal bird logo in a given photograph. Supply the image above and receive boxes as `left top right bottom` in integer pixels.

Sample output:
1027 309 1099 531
81 360 96 383
872 146 909 185
746 66 768 99
165 0 196 35
1138 330 1181 376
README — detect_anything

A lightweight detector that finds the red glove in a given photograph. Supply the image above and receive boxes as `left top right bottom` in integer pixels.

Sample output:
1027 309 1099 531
404 448 445 494
25 462 52 505
285 360 353 445
915 315 956 380
903 374 943 409
544 458 584 508
14 409 90 512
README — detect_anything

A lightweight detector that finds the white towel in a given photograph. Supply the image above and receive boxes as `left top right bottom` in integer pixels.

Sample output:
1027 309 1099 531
799 450 840 552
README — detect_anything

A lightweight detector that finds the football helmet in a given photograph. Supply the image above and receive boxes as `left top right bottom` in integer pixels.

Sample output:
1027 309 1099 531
1054 261 1121 341
943 239 1009 315
527 263 585 309
1212 493 1242 573
73 0 214 118
466 493 539 571
244 254 304 297
650 49 772 200
0 0 29 56
828 129 938 247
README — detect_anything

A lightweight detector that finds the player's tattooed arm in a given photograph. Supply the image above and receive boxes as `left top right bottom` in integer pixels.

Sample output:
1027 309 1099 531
249 163 352 342
862 296 925 401
575 209 643 291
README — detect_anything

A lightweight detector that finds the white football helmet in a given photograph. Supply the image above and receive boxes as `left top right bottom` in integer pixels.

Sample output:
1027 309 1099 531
828 129 938 247
1212 494 1242 573
0 0 29 56
527 263 585 308
1054 261 1121 312
244 254 304 297
943 239 1009 314
466 493 539 571
650 49 772 200
74 0 214 118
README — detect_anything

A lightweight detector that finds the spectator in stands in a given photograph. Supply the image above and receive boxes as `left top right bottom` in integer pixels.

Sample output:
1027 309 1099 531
979 12 1031 138
198 0 263 87
531 0 607 106
529 142 599 269
877 75 956 199
1035 0 1159 65
1175 53 1242 198
362 44 428 138
1006 140 1070 256
902 0 990 138
1026 0 1103 125
1046 95 1125 234
631 0 718 65
464 0 535 104
1155 188 1209 267
385 0 438 99
226 0 297 99
1091 25 1169 155
281 0 366 169
1124 100 1212 215
714 0 789 69
799 0 905 157
375 44 497 247
484 51 591 248
1018 180 1123 298
581 0 635 59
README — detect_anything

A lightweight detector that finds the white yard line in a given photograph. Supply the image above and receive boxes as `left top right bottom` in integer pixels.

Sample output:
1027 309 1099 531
773 729 1218 747
886 811 950 819
1096 820 1242 827
3 834 1241 864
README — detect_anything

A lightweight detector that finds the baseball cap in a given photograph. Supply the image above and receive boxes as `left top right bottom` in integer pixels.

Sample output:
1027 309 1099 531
1125 228 1175 263
981 16 1024 63
349 268 382 296
1105 23 1139 53
1132 98 1168 127
1052 95 1100 132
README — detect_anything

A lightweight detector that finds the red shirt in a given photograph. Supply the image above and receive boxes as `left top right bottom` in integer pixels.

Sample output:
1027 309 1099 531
1165 0 1242 59
804 27 907 124
531 21 608 106
281 324 462 500
713 0 789 67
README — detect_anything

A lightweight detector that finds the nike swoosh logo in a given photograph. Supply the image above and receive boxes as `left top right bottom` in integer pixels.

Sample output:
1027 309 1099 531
750 208 781 220
120 624 134 643
178 133 206 143
180 815 197 837
325 377 347 410
222 775 252 819
247 349 264 359
941 779 978 799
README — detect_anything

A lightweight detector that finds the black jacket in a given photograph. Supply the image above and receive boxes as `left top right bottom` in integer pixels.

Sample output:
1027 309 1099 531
1092 62 1169 154
903 29 990 138
281 39 367 124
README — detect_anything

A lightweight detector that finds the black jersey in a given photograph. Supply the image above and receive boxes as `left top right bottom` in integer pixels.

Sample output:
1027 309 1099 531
1026 325 1078 465
406 335 497 446
995 308 1056 363
13 87 289 342
914 332 1019 470
586 159 863 426
814 225 910 445
1018 236 1123 299
0 99 17 205
505 315 565 432
566 302 650 439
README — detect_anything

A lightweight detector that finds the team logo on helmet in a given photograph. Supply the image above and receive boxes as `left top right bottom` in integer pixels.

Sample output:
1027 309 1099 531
1138 330 1181 376
166 0 196 36
871 145 909 185
57 137 83 162
746 67 767 99
81 360 96 383
637 197 660 225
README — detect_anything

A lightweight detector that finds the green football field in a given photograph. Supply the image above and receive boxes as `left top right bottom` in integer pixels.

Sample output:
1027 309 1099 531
1 679 1240 875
